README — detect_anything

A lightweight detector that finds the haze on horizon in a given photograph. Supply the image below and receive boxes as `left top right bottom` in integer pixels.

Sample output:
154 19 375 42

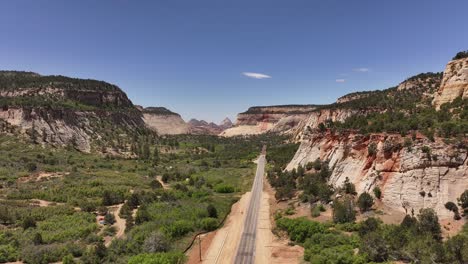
1 0 468 123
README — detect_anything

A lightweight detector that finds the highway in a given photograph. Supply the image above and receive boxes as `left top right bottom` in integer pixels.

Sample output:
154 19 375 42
234 147 266 264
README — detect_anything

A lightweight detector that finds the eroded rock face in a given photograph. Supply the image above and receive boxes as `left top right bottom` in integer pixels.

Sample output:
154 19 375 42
287 132 468 219
140 107 189 135
222 105 318 137
0 72 147 153
433 57 468 109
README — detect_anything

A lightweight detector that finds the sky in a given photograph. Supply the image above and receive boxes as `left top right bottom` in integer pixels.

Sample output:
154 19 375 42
1 0 468 123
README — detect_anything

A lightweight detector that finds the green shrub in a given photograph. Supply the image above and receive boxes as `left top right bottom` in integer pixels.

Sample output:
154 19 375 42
276 217 325 243
214 184 235 193
164 220 194 238
333 198 356 224
200 218 218 231
367 143 377 156
373 186 382 199
206 204 218 218
357 192 374 212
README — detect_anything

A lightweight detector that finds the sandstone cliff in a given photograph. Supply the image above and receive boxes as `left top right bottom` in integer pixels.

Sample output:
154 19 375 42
433 57 468 109
287 132 467 219
0 71 148 153
139 106 189 135
221 105 318 137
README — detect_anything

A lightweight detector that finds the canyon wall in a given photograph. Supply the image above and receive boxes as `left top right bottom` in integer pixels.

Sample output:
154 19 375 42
287 132 467 219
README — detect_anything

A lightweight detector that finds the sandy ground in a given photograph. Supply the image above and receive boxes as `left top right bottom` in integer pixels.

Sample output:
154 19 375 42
441 218 467 238
18 172 66 183
29 199 63 207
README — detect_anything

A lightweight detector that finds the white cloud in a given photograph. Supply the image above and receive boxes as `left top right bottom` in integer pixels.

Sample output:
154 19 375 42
336 79 346 83
242 72 272 79
353 68 370 72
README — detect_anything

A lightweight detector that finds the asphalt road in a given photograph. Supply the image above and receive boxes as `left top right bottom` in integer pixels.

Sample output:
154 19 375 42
234 151 266 264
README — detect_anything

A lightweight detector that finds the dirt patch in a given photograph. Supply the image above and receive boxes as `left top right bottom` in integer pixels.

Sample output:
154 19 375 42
186 231 217 264
18 172 66 183
29 199 63 207
441 218 467 239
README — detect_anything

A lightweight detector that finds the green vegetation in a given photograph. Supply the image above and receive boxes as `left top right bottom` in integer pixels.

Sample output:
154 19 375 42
453 50 468 60
315 70 467 139
0 133 290 263
276 210 468 264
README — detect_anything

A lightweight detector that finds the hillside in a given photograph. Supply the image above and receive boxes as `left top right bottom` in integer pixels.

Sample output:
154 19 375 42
0 71 151 154
275 54 468 221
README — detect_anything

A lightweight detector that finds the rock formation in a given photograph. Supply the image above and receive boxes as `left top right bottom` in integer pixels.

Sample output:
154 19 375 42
433 57 468 109
0 71 145 153
221 105 318 137
139 106 189 135
287 132 467 219
188 118 232 135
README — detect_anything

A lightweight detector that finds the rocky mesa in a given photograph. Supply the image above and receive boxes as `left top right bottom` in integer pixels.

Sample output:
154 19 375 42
139 106 190 135
221 105 318 137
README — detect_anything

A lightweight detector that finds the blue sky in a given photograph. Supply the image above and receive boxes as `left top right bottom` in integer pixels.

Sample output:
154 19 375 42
1 0 467 123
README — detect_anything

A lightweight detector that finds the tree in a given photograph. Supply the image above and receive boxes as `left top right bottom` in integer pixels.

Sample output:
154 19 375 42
343 177 356 195
358 192 374 212
153 146 160 163
373 186 382 199
102 190 113 206
358 217 381 237
418 208 442 241
201 217 218 231
104 212 116 225
143 231 170 253
136 205 150 224
333 197 356 223
126 214 134 231
445 235 468 264
458 190 468 216
318 123 326 133
22 216 36 229
207 204 218 218
368 143 377 156
62 254 76 264
32 233 43 245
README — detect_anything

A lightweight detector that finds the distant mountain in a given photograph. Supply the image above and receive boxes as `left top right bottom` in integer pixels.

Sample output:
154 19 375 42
188 118 233 135
219 117 233 129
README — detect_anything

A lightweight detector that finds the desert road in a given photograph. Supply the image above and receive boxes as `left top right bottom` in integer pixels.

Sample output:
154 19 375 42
234 148 266 264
